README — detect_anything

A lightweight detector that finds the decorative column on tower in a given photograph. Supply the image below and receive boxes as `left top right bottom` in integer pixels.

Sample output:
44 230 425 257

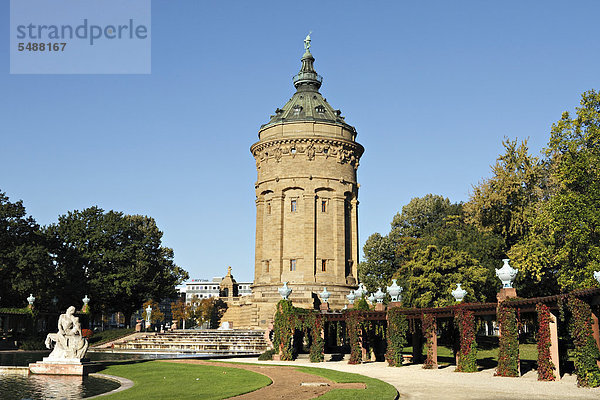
250 35 363 314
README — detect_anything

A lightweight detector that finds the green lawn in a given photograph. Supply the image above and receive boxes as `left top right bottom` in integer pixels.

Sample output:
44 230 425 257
89 328 135 346
295 366 398 400
99 360 272 400
401 342 540 369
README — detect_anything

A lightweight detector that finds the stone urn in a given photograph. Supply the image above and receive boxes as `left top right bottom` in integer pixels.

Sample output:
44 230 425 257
367 293 375 304
278 282 292 300
387 279 402 302
320 287 330 303
451 283 467 303
594 271 600 285
346 290 356 305
496 259 518 288
374 287 385 303
354 283 367 299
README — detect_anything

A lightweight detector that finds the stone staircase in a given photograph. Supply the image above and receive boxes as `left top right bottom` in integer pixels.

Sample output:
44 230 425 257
112 329 269 355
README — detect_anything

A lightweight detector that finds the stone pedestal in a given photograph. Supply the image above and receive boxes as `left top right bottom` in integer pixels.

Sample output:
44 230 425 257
320 302 330 312
29 358 93 376
374 303 386 312
497 288 517 302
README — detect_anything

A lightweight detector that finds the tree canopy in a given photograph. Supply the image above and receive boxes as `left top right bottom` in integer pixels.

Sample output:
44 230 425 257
398 245 488 308
360 90 600 304
0 193 188 324
509 90 600 292
46 206 188 322
0 191 55 307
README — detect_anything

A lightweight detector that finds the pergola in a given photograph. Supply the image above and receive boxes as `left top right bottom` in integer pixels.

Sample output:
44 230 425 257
317 287 600 379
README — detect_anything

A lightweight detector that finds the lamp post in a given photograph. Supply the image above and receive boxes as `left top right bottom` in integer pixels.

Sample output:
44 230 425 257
27 294 35 309
145 304 152 332
82 295 90 313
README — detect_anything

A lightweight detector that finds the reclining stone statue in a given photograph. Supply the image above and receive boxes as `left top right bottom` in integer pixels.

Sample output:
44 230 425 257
44 306 89 360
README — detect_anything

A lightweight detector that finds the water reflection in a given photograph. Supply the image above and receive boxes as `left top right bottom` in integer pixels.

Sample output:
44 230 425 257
1 350 211 367
0 374 120 400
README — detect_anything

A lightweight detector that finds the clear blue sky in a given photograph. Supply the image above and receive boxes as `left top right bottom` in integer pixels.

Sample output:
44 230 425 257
1 1 599 282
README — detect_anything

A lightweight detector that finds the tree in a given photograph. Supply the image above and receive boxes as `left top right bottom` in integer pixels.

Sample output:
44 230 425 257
186 297 228 328
391 194 462 239
358 233 396 292
398 245 488 308
0 191 56 307
513 90 600 291
209 299 228 329
171 298 188 328
47 206 189 325
426 214 505 301
360 195 502 301
465 138 543 249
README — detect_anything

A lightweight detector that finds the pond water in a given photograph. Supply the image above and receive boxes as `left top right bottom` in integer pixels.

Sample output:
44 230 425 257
0 350 207 367
0 350 213 399
0 374 120 400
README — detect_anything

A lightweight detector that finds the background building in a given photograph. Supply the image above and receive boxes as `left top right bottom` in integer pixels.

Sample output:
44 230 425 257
181 270 252 303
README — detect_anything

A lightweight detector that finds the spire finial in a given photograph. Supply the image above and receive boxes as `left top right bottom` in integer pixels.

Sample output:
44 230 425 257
293 32 322 91
304 32 312 53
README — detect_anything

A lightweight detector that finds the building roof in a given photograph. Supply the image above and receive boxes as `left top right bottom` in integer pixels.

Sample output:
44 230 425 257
260 36 356 133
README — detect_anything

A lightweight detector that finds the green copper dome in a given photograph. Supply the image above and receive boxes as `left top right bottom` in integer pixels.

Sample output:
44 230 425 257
260 37 356 133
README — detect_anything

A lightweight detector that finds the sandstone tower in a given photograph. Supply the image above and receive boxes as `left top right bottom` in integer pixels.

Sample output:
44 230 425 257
250 36 364 313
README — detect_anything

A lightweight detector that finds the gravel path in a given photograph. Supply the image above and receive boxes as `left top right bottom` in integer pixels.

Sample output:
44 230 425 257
222 357 600 400
164 359 365 400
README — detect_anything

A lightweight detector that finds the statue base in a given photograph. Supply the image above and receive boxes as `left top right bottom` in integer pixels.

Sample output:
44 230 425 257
29 358 93 376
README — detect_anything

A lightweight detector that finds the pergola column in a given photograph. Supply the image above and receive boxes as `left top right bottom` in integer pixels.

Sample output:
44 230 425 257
430 320 438 369
592 311 600 369
549 311 561 380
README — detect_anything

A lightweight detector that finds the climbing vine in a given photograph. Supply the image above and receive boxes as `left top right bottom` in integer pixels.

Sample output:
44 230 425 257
272 300 324 362
272 300 295 360
566 296 600 387
303 311 324 362
421 314 436 369
345 310 364 364
536 303 556 381
496 302 519 377
455 307 477 372
385 307 408 367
